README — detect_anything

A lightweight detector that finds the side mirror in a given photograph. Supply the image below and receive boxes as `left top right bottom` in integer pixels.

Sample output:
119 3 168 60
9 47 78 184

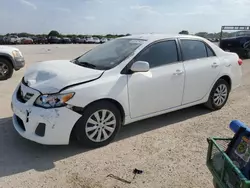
130 61 150 72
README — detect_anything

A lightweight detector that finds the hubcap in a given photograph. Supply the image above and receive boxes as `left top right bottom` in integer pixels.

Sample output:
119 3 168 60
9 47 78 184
0 62 8 77
85 109 116 142
213 84 228 106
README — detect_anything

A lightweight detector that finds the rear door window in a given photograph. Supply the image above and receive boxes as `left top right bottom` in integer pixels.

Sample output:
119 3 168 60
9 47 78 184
181 40 207 61
206 45 216 57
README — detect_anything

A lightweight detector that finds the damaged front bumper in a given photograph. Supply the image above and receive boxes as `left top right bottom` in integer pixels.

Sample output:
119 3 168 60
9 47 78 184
11 83 81 145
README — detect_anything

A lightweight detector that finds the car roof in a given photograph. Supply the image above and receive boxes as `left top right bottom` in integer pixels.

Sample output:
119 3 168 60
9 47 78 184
121 34 205 42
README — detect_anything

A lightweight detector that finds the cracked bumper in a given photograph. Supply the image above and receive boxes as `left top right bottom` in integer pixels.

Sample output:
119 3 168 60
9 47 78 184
11 84 81 145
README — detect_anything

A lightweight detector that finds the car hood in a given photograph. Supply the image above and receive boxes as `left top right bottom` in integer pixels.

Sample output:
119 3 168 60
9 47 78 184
0 45 20 53
23 60 104 94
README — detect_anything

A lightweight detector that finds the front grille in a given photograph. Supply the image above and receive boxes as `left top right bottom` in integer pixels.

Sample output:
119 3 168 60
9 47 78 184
16 87 34 103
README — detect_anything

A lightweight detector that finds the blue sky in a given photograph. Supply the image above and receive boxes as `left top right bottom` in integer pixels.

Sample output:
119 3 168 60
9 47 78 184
1 0 250 35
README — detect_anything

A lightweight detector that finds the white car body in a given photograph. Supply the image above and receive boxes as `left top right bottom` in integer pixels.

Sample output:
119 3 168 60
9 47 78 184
93 37 100 43
0 45 21 55
0 46 25 76
85 37 95 43
8 35 21 44
11 34 242 145
100 38 108 43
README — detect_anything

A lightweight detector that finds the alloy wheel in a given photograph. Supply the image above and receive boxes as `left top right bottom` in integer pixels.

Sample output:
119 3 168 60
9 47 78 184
0 62 9 78
85 109 116 142
213 84 228 107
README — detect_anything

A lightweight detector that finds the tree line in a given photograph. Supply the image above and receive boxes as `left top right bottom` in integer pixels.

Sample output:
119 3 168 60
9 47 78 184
179 30 237 39
0 30 131 39
0 30 238 39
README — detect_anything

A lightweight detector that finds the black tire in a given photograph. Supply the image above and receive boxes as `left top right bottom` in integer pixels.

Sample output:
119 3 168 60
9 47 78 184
205 79 230 110
246 51 250 59
0 57 13 81
74 101 122 148
213 178 219 188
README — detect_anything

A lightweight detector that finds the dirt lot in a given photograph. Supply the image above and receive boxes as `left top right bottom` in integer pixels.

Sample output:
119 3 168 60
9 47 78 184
0 44 250 188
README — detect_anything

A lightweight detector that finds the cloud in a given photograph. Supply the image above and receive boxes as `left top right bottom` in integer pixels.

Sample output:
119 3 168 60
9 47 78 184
19 0 37 10
164 4 222 16
130 5 160 15
84 16 95 20
84 0 103 3
54 7 71 13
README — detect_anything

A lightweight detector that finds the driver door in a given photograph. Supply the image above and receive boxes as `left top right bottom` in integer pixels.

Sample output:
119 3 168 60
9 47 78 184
126 40 185 118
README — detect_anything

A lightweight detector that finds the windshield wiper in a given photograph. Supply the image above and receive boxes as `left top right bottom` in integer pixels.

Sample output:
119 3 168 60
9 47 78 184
74 59 96 69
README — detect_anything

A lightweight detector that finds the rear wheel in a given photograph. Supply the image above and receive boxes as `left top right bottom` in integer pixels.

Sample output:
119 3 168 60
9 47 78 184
205 79 230 110
246 51 250 59
213 178 219 188
74 101 122 148
0 58 13 81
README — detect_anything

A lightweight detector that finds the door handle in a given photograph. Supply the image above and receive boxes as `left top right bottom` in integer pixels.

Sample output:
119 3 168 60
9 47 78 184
211 62 219 68
173 70 184 76
225 64 232 67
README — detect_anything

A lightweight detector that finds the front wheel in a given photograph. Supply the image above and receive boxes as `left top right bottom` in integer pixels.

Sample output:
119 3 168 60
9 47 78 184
0 58 13 81
205 79 230 110
74 101 122 148
213 178 219 188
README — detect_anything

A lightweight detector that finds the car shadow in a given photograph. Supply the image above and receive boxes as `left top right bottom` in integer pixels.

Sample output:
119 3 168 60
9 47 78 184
0 105 210 178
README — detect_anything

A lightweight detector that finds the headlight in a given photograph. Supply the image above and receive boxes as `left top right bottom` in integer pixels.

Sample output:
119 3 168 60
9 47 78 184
35 92 75 108
12 50 22 58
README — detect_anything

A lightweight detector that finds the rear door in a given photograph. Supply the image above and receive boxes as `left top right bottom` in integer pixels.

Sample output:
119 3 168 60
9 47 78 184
180 39 221 104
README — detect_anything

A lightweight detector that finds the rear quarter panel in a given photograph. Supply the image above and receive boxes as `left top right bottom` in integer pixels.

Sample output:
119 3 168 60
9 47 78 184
206 39 242 90
218 52 242 90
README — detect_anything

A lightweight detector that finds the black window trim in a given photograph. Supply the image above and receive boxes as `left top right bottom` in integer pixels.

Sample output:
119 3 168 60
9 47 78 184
205 42 216 57
178 38 216 62
121 38 181 74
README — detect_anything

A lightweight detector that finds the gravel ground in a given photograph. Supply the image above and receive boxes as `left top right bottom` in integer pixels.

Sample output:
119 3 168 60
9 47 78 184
0 44 250 188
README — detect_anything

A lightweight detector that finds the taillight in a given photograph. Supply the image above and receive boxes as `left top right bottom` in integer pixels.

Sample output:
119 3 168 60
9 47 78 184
238 58 243 66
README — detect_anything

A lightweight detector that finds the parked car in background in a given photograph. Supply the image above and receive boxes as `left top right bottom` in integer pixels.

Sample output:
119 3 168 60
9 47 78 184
33 37 48 44
48 36 61 44
0 46 25 80
72 37 86 44
93 37 100 44
219 30 250 59
100 38 108 43
6 35 22 44
61 37 72 44
21 37 33 44
11 34 242 148
78 38 86 44
85 37 95 44
0 37 5 44
72 37 81 44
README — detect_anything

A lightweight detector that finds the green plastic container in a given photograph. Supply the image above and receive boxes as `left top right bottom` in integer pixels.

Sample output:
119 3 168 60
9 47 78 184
206 137 250 188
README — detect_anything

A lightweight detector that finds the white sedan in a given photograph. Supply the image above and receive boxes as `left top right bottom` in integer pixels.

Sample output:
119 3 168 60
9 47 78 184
11 34 242 148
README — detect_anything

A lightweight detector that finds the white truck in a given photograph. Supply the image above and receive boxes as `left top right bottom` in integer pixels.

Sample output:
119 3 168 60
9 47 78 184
0 46 25 80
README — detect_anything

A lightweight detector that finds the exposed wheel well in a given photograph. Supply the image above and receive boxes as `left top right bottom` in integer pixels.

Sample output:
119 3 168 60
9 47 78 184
89 99 126 124
0 55 13 68
70 98 126 141
219 75 232 91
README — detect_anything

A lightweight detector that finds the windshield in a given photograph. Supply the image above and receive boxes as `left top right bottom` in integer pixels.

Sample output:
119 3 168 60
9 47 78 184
75 38 146 70
235 31 250 37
